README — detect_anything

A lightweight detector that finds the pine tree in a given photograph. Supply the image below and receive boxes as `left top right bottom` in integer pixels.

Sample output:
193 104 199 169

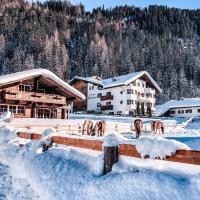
136 102 141 116
141 103 145 116
146 103 152 117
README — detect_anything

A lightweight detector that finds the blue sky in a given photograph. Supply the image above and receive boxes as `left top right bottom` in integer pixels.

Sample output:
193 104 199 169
33 1 200 11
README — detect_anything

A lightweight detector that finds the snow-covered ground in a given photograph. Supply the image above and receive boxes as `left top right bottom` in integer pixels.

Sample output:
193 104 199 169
0 125 200 200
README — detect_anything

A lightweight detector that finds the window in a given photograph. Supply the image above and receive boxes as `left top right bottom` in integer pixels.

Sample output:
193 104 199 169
19 84 31 92
186 109 192 113
141 93 145 97
198 109 200 113
89 86 94 90
135 90 137 94
142 84 145 88
120 100 123 104
106 101 111 106
106 92 111 96
138 92 140 96
82 87 87 92
109 112 114 115
97 93 102 98
127 100 134 105
50 109 57 119
120 90 123 94
169 110 175 114
117 111 122 115
18 106 25 115
178 110 184 114
127 89 133 94
132 81 136 86
0 105 8 113
38 109 49 118
9 106 17 114
97 103 102 107
137 82 140 87
146 93 152 98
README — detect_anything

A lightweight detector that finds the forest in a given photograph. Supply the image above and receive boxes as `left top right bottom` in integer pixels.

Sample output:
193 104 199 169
1 0 200 103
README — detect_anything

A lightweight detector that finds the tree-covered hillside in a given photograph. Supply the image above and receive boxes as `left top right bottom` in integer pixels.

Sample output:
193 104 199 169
1 0 200 103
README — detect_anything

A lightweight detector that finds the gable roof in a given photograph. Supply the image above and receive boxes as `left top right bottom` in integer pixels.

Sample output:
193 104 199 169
0 68 85 101
68 76 103 86
156 98 200 116
69 71 162 92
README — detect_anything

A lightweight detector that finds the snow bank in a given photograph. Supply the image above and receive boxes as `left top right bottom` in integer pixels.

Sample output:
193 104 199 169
135 136 190 159
0 126 200 200
40 128 56 146
103 133 127 147
0 125 17 142
0 111 12 122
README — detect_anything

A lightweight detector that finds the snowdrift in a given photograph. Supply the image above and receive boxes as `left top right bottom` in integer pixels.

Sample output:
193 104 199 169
0 127 200 200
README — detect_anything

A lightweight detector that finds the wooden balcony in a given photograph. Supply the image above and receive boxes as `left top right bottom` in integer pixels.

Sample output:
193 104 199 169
4 92 66 105
101 95 113 101
100 105 113 111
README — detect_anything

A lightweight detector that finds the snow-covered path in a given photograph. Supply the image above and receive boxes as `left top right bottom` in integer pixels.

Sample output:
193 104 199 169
0 160 41 200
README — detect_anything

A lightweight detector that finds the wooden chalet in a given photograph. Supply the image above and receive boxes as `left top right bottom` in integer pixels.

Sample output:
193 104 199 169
0 69 85 119
68 76 101 112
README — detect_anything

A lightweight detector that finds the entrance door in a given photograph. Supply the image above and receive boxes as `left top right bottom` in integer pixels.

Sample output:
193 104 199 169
37 109 50 118
61 109 65 119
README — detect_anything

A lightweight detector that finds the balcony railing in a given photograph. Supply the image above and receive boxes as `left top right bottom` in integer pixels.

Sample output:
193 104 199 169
100 105 113 111
101 95 113 101
4 92 66 105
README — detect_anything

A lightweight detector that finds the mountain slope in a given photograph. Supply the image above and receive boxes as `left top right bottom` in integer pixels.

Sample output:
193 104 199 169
1 0 200 102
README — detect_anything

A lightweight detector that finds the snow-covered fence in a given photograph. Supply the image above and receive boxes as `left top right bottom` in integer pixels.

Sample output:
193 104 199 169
14 121 134 134
17 132 200 169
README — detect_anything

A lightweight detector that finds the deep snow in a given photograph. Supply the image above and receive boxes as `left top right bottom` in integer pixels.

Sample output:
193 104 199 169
0 126 200 200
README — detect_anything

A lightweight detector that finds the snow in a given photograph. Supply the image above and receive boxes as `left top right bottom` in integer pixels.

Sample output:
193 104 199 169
156 98 200 116
40 128 55 146
0 126 200 200
0 125 17 142
0 68 85 100
103 133 125 147
187 118 200 129
135 136 190 159
0 111 12 122
69 71 162 92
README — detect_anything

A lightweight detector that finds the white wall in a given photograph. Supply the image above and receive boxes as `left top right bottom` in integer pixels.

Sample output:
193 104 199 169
169 107 200 117
87 79 156 115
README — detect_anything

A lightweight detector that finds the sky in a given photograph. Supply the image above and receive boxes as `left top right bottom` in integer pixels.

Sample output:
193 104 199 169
35 0 200 11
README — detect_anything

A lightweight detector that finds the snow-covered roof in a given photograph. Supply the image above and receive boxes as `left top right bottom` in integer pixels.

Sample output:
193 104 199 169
0 68 85 101
69 71 162 92
156 98 200 116
68 76 103 86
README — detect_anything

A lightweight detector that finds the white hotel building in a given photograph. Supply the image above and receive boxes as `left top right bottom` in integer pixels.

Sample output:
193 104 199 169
69 71 162 115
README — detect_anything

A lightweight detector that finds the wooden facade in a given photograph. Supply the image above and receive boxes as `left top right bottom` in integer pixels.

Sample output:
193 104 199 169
0 70 84 119
70 80 88 112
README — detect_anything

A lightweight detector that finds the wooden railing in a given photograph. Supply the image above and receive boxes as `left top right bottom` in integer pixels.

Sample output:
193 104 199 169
17 132 200 166
101 95 113 101
5 92 66 105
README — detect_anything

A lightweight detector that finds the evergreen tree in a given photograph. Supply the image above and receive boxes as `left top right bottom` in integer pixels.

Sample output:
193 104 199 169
136 102 141 116
146 103 152 117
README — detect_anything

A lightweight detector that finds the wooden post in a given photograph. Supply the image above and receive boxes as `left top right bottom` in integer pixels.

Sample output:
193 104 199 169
103 145 118 175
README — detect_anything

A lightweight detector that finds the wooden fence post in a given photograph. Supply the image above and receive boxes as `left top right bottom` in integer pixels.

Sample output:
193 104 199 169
103 145 118 175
